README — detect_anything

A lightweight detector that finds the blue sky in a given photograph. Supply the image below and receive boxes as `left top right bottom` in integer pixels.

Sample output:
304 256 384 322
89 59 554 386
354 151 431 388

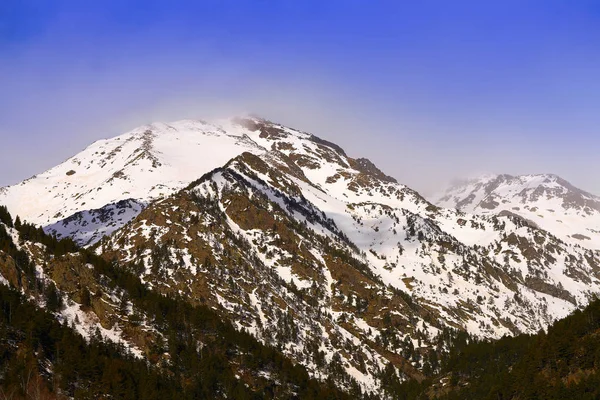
1 0 599 194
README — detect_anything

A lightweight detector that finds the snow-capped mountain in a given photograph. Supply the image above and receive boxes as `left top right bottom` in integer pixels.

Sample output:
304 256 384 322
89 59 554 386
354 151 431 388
0 119 267 244
435 174 600 250
2 116 600 396
97 118 600 392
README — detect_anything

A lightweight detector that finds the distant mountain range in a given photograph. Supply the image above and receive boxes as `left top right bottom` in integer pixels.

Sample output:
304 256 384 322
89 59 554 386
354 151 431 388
1 116 599 397
435 173 600 250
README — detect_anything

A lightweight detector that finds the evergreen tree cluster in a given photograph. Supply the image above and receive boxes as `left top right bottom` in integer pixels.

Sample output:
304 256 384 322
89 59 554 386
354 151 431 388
0 285 181 399
436 297 600 400
393 297 600 400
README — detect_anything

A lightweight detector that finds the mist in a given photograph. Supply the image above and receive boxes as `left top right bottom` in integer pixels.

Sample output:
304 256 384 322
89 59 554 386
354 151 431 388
1 1 599 197
0 61 598 197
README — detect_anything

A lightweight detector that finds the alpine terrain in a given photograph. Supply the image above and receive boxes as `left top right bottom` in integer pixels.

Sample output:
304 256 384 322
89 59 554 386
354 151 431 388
1 116 600 398
435 174 600 250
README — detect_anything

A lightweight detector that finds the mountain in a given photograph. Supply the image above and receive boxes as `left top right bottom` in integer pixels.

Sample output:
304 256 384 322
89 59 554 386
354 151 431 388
434 174 600 250
0 119 266 245
2 117 600 397
0 206 352 399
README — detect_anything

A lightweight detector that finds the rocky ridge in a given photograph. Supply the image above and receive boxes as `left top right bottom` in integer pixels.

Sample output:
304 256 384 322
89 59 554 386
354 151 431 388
2 117 600 396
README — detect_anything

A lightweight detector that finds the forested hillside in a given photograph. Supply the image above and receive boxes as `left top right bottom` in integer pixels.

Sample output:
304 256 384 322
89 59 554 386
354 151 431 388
0 205 352 399
399 295 600 399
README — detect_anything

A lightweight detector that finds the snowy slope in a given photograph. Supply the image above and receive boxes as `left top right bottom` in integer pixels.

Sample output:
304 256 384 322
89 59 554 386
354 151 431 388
0 116 429 247
44 199 145 246
434 174 600 250
220 127 600 335
0 119 268 244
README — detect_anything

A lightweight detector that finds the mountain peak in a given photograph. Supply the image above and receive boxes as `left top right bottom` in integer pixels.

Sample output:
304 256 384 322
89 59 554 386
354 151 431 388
0 116 407 246
0 118 268 229
435 172 600 249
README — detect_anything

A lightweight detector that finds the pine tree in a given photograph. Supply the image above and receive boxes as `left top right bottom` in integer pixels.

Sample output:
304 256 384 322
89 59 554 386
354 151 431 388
81 287 92 309
0 205 13 227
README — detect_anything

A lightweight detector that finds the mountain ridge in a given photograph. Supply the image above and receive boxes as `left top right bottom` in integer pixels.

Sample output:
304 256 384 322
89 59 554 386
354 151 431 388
2 117 600 396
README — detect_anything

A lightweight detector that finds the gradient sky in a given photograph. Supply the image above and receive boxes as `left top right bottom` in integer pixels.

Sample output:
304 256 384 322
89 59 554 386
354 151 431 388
1 0 599 196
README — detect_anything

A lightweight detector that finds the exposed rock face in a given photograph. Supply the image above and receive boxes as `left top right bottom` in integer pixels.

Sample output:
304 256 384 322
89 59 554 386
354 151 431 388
349 158 398 184
308 134 348 157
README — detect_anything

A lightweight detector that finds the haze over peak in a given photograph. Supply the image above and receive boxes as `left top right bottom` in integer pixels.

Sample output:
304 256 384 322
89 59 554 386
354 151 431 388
435 172 600 249
0 117 269 227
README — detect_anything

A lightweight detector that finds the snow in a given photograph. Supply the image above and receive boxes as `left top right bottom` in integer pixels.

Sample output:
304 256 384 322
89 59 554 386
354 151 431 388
44 199 145 246
61 299 143 358
435 173 600 250
0 119 267 241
